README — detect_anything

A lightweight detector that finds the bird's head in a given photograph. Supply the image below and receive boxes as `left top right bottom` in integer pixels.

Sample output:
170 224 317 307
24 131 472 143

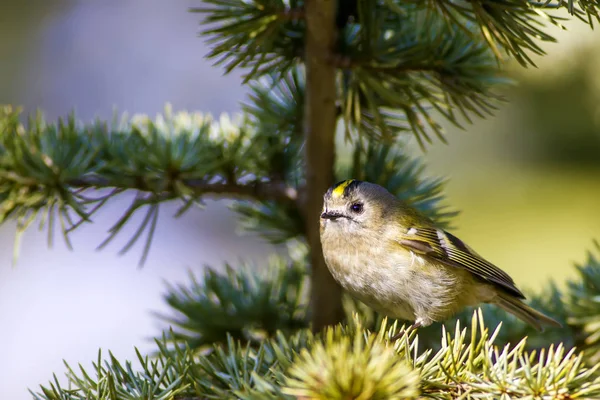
320 179 398 236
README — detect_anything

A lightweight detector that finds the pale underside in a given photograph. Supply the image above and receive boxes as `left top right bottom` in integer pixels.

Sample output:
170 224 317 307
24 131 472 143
321 226 496 326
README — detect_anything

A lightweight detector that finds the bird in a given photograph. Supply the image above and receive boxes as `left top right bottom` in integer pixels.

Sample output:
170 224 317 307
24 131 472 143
319 179 562 338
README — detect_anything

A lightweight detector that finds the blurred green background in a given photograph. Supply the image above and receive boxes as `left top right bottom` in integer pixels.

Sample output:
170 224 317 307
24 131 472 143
1 3 600 397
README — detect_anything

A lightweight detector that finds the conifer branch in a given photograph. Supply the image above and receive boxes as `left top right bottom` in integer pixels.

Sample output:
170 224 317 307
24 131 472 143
68 176 299 204
280 7 304 21
191 0 305 81
32 309 600 400
0 105 302 265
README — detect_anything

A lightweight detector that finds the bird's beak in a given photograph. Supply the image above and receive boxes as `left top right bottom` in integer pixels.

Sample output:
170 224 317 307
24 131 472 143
320 211 344 220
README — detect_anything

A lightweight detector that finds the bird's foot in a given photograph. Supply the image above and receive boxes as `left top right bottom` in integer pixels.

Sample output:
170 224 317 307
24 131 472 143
390 321 422 341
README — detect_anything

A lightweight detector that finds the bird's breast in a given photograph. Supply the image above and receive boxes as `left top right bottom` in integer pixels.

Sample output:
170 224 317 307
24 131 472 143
321 231 477 321
321 234 424 315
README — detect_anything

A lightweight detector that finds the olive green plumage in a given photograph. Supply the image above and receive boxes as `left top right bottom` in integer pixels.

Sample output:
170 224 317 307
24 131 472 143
319 179 561 332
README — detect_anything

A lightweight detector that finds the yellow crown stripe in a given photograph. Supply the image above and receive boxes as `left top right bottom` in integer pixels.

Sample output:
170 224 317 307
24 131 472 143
332 179 355 198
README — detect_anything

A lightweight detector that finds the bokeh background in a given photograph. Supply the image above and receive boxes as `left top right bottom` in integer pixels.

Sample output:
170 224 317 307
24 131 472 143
1 1 599 399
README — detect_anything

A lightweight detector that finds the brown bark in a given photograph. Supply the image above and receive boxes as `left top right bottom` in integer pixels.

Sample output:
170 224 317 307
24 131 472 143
66 176 298 204
304 0 345 332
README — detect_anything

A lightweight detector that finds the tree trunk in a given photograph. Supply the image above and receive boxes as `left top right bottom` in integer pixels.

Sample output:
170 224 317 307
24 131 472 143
304 0 345 332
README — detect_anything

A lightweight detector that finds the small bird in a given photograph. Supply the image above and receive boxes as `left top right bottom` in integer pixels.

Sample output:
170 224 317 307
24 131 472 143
319 179 562 337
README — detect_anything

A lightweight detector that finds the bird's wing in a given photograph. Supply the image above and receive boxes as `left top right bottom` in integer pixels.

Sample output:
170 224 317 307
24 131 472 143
398 227 525 299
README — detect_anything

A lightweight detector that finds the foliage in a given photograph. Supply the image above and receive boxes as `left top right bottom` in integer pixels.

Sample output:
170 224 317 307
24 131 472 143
195 0 511 146
156 255 309 351
567 241 600 363
36 246 600 400
193 0 600 146
281 324 420 400
336 5 506 146
0 104 299 265
3 0 600 398
0 90 454 260
32 311 600 400
232 71 306 243
31 344 197 400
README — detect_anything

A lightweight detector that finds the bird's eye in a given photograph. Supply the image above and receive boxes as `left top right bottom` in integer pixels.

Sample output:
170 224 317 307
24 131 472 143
350 202 363 213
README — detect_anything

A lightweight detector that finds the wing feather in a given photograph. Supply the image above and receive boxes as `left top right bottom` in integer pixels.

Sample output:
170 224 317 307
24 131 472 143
399 227 525 299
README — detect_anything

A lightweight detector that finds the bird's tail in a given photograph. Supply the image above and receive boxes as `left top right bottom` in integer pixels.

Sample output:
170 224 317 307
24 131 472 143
494 292 562 332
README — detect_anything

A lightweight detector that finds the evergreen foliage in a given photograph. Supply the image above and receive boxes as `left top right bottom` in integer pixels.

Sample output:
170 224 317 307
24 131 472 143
32 307 600 399
156 256 309 350
2 0 600 398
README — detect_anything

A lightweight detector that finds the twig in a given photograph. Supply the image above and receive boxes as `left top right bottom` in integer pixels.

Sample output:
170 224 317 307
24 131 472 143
68 176 299 204
280 7 305 21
